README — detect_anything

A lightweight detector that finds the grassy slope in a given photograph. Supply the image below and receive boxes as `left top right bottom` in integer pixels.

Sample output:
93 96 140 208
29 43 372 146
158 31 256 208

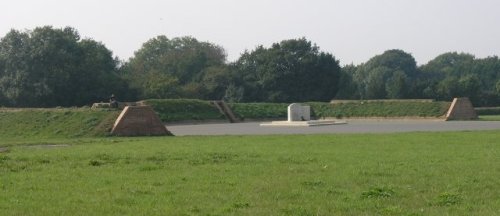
0 109 119 140
230 101 451 120
1 131 499 215
312 101 451 118
479 115 500 121
475 107 500 115
229 102 289 119
143 99 225 122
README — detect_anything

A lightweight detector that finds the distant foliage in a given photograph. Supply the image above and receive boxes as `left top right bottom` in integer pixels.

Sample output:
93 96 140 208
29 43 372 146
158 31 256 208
0 26 130 107
340 51 500 106
2 26 500 107
120 36 230 100
418 53 500 106
351 50 419 100
233 38 341 102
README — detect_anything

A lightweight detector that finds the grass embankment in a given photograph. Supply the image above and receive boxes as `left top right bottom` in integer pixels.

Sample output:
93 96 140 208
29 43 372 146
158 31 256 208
310 101 451 118
143 99 225 122
1 131 499 215
0 108 119 140
229 101 451 120
229 103 289 119
475 107 500 115
479 115 500 121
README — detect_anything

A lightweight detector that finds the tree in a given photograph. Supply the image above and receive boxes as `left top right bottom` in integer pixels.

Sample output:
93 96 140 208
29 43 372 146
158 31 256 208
223 83 244 102
121 36 228 99
435 76 460 100
199 66 233 100
458 74 481 98
418 52 500 105
386 70 408 99
420 52 475 78
353 50 418 99
73 39 130 104
0 29 36 106
233 38 341 102
496 80 500 95
334 64 359 99
143 72 180 99
0 26 127 107
472 56 500 90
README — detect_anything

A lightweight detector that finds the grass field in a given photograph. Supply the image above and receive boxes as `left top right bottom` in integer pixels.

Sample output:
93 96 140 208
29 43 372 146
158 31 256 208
1 131 499 215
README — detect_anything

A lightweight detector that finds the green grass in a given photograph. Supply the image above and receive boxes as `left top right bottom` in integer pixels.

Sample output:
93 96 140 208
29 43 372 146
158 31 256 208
475 107 500 115
1 131 499 215
229 102 289 119
143 99 225 122
142 99 451 122
478 115 500 121
229 101 450 120
0 108 119 139
309 101 451 118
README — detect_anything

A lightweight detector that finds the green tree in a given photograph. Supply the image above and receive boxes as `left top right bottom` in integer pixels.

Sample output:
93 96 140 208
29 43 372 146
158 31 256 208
353 50 418 99
74 39 130 104
121 36 228 99
223 83 244 102
0 29 31 106
199 66 233 100
143 72 180 99
386 70 408 99
0 26 127 107
435 76 460 100
496 80 500 95
420 52 475 78
472 56 500 90
458 74 481 98
334 64 359 99
418 52 500 105
233 38 341 102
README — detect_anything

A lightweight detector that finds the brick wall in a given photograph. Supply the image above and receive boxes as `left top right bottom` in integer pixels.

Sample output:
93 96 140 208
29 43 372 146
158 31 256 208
111 106 172 136
446 97 478 120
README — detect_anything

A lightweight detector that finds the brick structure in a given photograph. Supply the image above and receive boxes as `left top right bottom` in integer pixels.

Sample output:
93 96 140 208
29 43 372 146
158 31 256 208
445 97 478 120
111 106 172 136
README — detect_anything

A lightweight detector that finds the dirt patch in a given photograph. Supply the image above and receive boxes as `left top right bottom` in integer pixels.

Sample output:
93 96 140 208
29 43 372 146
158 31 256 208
0 147 9 153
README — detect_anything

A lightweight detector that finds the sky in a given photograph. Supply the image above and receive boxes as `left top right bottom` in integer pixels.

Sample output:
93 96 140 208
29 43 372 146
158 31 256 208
1 0 499 65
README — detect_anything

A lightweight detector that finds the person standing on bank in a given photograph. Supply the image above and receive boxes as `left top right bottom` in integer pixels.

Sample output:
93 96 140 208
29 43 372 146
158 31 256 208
109 94 118 108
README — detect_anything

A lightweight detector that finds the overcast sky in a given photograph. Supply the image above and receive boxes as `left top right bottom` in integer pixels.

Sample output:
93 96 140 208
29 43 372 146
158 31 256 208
1 0 499 65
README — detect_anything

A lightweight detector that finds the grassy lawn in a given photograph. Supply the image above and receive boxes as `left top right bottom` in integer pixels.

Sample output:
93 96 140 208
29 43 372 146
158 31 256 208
1 132 500 215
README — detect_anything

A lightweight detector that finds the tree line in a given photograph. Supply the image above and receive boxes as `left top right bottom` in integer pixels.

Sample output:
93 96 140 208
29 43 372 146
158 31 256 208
1 26 499 107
